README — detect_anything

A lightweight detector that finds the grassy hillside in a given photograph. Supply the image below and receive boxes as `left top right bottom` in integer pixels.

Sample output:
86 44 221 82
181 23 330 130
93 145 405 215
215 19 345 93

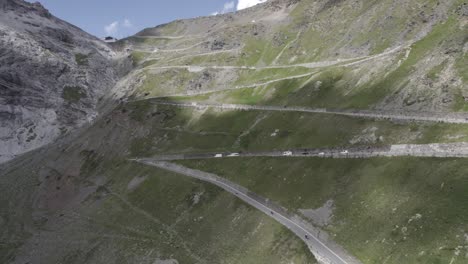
0 105 316 264
123 100 468 156
127 0 466 112
178 157 468 264
2 0 467 263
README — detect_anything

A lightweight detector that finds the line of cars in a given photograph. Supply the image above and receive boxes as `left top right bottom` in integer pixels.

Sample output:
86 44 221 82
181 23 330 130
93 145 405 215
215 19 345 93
214 153 240 158
214 150 350 158
283 150 349 156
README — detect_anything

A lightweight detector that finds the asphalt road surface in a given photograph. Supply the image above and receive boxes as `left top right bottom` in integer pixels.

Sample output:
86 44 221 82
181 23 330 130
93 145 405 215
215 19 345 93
133 159 362 264
142 143 468 161
146 101 468 124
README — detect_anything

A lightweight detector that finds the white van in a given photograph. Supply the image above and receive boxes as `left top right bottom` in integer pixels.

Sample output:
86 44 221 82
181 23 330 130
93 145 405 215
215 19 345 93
283 151 293 156
228 153 240 157
214 154 223 158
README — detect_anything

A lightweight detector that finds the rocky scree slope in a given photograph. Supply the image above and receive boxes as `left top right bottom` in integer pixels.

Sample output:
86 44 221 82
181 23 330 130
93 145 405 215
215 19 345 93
0 0 125 163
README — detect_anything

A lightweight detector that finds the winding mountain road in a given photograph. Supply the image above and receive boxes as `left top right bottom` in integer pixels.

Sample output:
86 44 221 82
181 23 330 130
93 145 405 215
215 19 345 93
132 141 468 262
129 44 407 99
152 41 205 53
143 143 468 161
146 100 468 124
133 159 362 264
133 35 187 40
144 44 405 72
140 71 317 99
163 48 241 63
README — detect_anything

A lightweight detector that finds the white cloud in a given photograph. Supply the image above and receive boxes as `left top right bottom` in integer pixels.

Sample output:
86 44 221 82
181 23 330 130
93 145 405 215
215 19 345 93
104 19 134 37
104 21 119 36
237 0 267 10
123 18 133 28
223 1 235 12
211 1 235 16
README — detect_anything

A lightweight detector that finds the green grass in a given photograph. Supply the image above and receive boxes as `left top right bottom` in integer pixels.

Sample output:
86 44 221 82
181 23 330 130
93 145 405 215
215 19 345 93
130 9 464 112
131 51 150 66
75 53 88 66
62 86 86 103
452 89 468 112
172 74 313 106
455 52 468 83
346 16 459 110
139 20 182 36
449 17 468 111
136 69 203 97
141 59 160 68
124 100 468 157
127 100 153 122
289 0 446 59
111 161 316 263
125 102 256 155
325 16 459 109
79 150 102 177
218 15 460 110
349 1 419 54
237 32 296 66
0 119 317 264
124 36 170 47
276 68 351 107
156 2 461 112
218 86 272 105
179 157 468 264
233 67 313 86
426 60 448 81
235 112 468 150
3 2 467 263
28 156 316 263
171 52 238 66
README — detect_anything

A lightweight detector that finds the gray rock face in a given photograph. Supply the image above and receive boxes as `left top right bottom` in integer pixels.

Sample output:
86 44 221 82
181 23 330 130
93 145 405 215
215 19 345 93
0 0 119 163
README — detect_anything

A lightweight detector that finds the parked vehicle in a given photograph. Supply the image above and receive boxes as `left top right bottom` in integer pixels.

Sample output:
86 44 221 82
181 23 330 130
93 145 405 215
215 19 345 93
283 151 293 156
214 154 223 158
318 152 325 156
228 153 240 157
340 150 349 154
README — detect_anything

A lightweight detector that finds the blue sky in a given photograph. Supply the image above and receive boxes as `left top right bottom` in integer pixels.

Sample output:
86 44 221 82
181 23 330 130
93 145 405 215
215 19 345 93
29 0 267 38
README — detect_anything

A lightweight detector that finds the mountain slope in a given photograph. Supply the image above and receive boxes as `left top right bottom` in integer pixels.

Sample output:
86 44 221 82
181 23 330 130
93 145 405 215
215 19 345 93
0 0 127 163
123 0 466 113
1 0 467 263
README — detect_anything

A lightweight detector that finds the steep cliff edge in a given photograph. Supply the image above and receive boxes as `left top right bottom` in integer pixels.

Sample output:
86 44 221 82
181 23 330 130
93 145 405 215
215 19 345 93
0 0 124 163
